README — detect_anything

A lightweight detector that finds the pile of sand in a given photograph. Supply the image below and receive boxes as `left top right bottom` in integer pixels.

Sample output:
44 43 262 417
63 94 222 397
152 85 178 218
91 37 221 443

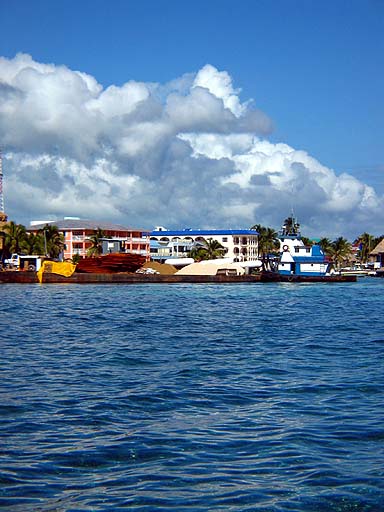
141 261 178 275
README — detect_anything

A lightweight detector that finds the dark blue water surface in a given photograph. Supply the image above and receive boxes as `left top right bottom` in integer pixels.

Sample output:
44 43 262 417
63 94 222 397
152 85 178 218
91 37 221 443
1 279 384 511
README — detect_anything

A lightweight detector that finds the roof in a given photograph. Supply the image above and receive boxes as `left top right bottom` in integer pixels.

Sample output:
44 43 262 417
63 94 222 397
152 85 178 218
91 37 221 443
370 238 384 255
150 228 259 237
28 219 149 233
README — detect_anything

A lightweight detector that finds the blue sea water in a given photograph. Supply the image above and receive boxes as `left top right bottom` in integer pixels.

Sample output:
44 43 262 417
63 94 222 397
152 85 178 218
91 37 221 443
1 279 384 511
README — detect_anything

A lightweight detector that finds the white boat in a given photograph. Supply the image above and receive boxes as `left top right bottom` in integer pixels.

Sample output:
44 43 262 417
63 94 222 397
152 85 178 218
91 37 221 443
277 216 331 277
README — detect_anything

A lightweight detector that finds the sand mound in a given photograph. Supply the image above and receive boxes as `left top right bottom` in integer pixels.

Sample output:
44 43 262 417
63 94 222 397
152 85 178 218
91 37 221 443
141 261 178 275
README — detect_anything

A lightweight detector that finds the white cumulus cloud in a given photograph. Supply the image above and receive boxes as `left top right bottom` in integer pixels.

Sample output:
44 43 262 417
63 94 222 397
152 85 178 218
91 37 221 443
0 53 382 238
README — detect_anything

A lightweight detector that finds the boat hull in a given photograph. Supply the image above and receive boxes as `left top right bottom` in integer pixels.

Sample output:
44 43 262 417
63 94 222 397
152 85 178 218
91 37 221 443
261 272 356 283
0 271 356 284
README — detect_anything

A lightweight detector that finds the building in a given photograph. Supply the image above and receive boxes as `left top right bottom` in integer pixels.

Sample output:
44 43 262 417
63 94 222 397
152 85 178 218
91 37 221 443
369 239 384 269
28 218 150 260
149 227 259 263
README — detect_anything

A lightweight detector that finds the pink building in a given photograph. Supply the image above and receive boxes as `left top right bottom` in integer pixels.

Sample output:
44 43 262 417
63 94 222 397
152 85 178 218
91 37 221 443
29 219 150 260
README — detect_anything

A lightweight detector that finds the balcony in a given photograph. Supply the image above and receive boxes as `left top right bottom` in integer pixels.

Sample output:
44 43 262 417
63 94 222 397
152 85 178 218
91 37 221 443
131 237 149 243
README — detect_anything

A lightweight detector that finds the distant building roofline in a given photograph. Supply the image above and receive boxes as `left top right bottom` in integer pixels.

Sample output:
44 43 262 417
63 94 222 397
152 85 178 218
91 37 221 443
28 218 149 233
150 228 259 236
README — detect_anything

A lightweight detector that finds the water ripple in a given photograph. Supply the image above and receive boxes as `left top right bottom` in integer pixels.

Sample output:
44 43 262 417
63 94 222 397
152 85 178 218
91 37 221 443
1 280 384 510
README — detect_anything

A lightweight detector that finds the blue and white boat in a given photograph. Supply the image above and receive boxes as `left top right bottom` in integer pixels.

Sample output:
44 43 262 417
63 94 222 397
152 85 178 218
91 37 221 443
277 216 332 278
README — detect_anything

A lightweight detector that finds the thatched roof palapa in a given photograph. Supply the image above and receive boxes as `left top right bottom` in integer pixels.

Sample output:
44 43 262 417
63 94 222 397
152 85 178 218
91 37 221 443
370 239 384 255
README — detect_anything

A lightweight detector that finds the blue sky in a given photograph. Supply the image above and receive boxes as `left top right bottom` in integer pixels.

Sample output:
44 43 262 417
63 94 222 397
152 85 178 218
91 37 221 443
0 0 383 236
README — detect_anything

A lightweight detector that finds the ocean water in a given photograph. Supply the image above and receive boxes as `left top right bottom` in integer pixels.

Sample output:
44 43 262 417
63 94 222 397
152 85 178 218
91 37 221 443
1 279 384 511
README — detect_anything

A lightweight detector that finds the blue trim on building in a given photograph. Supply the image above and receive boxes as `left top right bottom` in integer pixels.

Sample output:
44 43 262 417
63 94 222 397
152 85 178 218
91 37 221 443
292 256 326 263
150 229 258 237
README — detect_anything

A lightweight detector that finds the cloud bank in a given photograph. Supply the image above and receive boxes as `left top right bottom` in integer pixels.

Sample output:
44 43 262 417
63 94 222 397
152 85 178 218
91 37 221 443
0 53 382 238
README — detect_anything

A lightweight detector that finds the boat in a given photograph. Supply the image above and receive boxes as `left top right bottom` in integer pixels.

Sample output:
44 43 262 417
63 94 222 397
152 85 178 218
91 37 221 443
264 214 353 282
339 265 376 277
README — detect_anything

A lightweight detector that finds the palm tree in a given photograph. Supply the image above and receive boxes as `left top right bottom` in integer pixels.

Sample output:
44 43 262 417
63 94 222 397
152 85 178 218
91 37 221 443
22 233 45 255
188 238 225 261
301 236 314 246
200 238 226 260
319 237 333 257
39 224 64 258
251 224 279 270
330 237 352 270
2 221 27 255
188 246 206 262
281 216 300 236
356 232 375 264
86 228 107 257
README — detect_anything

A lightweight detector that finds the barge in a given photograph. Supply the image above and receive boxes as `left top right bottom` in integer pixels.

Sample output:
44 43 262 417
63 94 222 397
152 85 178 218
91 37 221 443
0 270 356 284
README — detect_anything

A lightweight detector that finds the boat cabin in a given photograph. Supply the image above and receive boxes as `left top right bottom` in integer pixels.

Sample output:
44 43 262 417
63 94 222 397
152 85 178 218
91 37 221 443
277 215 330 277
278 244 330 276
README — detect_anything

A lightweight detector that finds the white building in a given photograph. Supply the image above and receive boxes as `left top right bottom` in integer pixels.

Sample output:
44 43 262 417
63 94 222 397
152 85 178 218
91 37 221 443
149 227 259 263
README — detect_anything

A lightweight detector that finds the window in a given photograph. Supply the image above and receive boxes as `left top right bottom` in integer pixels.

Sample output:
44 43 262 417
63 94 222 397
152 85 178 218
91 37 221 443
222 237 228 242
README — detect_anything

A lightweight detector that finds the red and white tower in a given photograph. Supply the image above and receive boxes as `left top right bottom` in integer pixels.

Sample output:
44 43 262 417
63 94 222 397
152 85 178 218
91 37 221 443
0 149 8 222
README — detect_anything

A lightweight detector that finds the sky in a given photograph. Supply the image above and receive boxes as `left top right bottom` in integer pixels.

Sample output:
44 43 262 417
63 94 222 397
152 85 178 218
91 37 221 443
0 0 383 238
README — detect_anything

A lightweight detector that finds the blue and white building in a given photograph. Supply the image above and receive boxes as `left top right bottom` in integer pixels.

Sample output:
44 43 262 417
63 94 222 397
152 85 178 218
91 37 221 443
149 227 259 263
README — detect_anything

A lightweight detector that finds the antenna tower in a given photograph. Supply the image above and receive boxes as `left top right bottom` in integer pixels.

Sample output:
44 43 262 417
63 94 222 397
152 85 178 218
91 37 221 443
0 149 4 213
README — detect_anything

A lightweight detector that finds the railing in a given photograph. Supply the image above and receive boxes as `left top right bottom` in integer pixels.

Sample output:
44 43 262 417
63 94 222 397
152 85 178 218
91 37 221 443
131 237 149 243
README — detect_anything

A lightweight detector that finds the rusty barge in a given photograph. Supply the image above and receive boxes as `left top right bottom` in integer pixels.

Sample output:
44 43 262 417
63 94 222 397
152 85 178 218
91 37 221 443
0 271 356 284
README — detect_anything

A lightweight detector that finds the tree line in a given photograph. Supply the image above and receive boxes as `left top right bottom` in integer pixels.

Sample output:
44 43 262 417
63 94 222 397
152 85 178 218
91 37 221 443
0 222 109 262
1 219 382 269
0 221 64 259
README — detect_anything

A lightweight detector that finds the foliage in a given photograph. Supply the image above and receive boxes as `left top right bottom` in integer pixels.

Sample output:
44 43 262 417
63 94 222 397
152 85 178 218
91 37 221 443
281 216 300 236
355 232 376 263
71 253 82 264
39 224 65 258
188 238 226 261
2 221 27 255
330 237 352 269
86 228 107 257
22 232 45 255
319 237 333 256
301 236 314 246
251 224 280 270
